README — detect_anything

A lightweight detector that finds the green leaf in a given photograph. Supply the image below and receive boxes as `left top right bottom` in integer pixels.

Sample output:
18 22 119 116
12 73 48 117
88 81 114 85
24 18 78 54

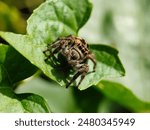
0 44 37 86
0 34 125 90
61 0 92 29
0 0 93 87
27 0 92 43
97 80 150 112
17 93 50 113
0 0 124 90
0 32 125 90
0 33 59 83
0 87 50 112
78 44 125 90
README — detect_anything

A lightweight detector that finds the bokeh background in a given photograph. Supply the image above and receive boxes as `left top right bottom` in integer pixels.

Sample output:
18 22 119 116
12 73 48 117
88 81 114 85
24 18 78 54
0 0 150 112
80 0 150 103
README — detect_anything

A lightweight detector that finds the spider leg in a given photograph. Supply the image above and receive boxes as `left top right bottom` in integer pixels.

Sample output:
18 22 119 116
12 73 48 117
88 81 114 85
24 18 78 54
44 40 63 62
44 46 62 62
43 39 62 54
76 64 89 87
86 54 96 72
66 64 89 88
66 71 81 88
68 60 83 67
65 61 82 88
76 72 87 88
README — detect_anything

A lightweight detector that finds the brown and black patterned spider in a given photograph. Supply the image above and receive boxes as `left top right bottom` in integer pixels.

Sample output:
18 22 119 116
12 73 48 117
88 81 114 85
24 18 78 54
43 35 96 88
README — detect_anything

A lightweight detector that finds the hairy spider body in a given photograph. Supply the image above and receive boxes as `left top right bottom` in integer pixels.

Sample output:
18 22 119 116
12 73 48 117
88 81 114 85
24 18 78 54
43 35 96 88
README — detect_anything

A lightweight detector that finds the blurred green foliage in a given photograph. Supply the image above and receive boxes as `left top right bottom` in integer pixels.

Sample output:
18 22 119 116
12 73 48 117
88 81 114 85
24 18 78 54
0 0 150 113
0 1 26 33
80 0 150 103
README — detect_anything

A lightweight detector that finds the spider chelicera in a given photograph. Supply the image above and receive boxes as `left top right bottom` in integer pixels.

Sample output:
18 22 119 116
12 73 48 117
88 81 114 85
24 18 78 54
43 35 96 88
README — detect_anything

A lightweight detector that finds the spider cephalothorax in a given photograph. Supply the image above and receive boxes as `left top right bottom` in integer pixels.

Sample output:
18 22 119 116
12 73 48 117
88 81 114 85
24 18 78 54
43 35 96 88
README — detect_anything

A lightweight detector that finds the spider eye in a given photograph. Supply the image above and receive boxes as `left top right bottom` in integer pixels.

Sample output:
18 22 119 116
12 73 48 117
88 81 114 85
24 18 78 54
79 46 82 50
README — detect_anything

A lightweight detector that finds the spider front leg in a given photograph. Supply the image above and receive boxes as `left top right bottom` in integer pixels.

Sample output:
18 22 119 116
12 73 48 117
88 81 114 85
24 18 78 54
43 40 63 62
86 53 97 72
66 63 89 88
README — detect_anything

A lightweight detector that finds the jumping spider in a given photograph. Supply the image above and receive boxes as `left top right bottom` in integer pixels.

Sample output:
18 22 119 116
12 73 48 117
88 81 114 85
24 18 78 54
43 35 96 88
